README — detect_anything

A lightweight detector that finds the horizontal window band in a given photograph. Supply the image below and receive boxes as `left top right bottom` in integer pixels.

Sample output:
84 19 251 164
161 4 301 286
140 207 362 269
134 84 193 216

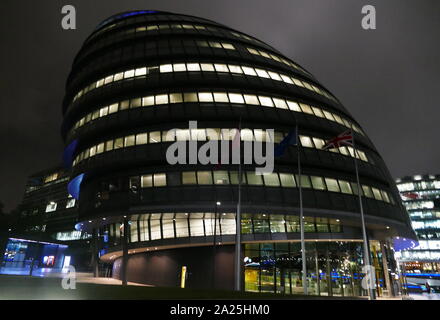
72 129 369 167
68 91 364 139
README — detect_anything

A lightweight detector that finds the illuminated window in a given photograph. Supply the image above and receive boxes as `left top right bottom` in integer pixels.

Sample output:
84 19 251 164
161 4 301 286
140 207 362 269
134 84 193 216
136 133 148 145
197 171 213 185
214 171 229 184
160 64 173 73
279 173 296 187
325 178 340 192
141 175 153 188
182 172 197 184
296 175 311 188
142 96 155 106
228 93 245 104
125 135 135 147
149 131 161 143
339 180 353 194
258 96 274 107
155 94 168 105
311 176 326 190
213 92 229 103
198 92 213 102
169 93 183 103
300 136 314 148
362 185 374 198
263 173 280 186
154 173 167 187
66 198 75 209
184 93 198 102
45 202 57 213
247 172 263 185
243 94 259 105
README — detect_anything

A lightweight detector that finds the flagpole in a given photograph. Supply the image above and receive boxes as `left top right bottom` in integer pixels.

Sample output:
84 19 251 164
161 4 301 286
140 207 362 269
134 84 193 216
352 133 375 300
234 117 242 291
297 125 307 295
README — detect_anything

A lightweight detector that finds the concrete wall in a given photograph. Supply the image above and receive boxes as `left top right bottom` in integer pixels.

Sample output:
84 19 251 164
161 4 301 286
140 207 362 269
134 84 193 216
113 245 235 290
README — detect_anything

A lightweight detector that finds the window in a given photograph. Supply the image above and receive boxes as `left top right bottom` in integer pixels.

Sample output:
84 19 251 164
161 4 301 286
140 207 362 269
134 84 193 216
273 98 288 109
154 173 166 187
253 214 270 233
362 185 374 198
109 103 118 113
173 63 186 72
270 215 285 233
136 133 148 145
182 172 197 184
149 131 161 143
175 213 189 237
229 93 244 104
213 92 229 102
296 175 311 188
286 216 300 232
221 43 235 50
130 98 142 108
155 94 168 105
214 64 229 72
372 187 383 201
96 142 105 154
279 173 296 187
197 171 213 184
300 136 314 148
263 173 280 186
160 64 173 73
287 101 301 112
66 198 75 209
125 135 135 147
246 172 263 185
339 180 353 194
214 171 229 185
45 202 57 213
169 93 183 103
162 216 174 239
141 175 153 188
190 213 205 236
150 217 161 240
242 66 257 76
142 96 154 106
198 92 213 102
258 96 274 107
114 138 123 149
186 63 201 71
184 93 198 102
311 176 326 190
325 178 340 192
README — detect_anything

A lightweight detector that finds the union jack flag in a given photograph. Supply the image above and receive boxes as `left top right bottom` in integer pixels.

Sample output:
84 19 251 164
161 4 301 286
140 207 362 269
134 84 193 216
322 130 353 150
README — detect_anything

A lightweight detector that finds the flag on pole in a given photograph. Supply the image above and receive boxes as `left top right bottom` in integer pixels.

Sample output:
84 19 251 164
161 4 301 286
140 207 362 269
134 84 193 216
274 129 297 157
322 130 353 150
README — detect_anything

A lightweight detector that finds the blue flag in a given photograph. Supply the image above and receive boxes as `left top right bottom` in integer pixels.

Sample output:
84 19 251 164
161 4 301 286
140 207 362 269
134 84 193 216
274 129 297 157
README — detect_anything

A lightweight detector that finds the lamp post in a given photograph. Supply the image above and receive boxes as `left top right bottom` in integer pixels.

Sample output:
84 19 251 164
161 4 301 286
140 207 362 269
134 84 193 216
212 201 221 288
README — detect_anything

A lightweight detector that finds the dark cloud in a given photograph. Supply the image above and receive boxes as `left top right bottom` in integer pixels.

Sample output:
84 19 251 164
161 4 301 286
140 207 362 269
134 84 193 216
1 0 439 211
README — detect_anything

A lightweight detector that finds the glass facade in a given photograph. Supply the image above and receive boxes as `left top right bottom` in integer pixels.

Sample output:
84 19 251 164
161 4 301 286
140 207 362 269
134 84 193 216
98 213 342 245
243 241 386 297
396 175 440 272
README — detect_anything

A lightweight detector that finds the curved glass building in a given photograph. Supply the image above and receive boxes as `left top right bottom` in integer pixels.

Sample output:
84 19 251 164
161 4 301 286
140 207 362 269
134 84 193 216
62 10 415 296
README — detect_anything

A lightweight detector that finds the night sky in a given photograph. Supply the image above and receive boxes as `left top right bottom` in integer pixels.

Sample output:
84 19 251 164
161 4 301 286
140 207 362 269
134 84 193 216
1 0 439 212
